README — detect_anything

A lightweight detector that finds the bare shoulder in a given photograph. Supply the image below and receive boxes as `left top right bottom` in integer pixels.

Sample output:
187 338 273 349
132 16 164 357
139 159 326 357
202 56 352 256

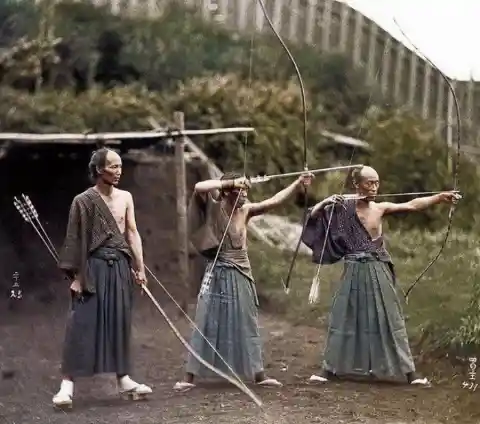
372 201 391 214
239 204 250 215
241 203 254 220
115 188 133 201
370 201 384 209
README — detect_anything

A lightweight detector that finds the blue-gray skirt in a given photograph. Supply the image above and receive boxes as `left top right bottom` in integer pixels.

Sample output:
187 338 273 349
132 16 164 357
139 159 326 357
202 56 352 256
186 261 264 380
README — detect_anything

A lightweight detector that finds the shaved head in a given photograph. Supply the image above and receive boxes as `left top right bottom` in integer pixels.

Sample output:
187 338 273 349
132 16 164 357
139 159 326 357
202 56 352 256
88 147 122 186
359 166 378 181
352 165 380 199
105 149 121 165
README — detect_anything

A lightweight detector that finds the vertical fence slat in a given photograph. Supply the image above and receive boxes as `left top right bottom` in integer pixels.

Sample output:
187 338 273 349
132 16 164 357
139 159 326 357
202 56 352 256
435 74 445 134
366 21 377 83
305 0 317 44
380 37 391 95
288 0 300 42
352 10 363 65
255 0 265 31
394 44 405 102
422 62 432 119
339 1 349 53
237 0 249 30
272 0 283 31
321 0 332 52
407 49 418 108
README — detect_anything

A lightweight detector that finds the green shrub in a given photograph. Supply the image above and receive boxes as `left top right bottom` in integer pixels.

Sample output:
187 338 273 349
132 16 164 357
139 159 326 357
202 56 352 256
0 85 164 132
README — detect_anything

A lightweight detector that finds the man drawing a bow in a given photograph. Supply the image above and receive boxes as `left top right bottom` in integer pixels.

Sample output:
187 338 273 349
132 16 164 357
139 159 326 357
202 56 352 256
174 171 313 392
302 165 461 387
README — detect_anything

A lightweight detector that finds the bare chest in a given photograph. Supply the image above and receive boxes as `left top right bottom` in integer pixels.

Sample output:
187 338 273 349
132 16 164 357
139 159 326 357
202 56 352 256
355 206 383 239
99 194 128 232
226 211 248 248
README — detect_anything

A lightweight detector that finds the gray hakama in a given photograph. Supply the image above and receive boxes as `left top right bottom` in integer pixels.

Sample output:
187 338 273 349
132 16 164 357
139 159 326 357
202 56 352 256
186 260 264 380
61 247 134 378
302 200 416 380
186 190 265 381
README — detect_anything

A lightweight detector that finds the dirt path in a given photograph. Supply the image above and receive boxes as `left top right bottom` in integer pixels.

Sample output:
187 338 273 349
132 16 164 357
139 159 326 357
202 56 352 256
0 293 475 424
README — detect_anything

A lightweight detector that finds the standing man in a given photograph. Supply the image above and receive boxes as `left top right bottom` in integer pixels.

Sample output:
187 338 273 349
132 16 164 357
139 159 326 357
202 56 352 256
302 165 460 386
174 171 313 392
53 148 152 408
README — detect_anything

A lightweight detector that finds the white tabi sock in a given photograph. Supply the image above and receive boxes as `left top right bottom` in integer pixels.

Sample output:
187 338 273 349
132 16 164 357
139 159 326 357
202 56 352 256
60 379 74 396
118 375 138 391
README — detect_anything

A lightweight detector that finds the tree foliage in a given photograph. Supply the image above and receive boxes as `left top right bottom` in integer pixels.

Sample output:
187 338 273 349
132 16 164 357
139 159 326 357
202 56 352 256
357 107 479 231
0 85 163 132
0 1 376 130
0 0 478 231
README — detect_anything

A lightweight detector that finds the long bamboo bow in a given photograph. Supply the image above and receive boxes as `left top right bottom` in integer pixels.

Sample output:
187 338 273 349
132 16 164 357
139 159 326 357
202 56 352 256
13 195 263 407
393 19 462 302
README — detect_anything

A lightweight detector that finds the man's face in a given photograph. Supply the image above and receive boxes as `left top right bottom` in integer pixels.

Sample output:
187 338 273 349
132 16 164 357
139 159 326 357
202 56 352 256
99 151 122 186
355 167 380 200
225 188 248 208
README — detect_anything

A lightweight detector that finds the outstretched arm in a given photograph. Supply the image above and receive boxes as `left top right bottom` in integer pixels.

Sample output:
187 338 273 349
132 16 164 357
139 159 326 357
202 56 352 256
125 192 145 275
380 191 461 215
247 174 313 218
194 177 249 200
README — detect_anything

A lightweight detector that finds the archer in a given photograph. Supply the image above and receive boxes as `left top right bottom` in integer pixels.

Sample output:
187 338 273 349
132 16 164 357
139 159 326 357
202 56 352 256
174 171 313 392
53 148 152 409
302 165 460 386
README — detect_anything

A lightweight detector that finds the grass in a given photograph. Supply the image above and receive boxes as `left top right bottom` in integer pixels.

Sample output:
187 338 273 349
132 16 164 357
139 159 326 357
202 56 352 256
248 225 478 356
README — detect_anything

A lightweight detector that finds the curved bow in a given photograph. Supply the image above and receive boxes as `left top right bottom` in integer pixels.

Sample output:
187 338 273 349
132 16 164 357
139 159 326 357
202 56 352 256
393 20 462 302
13 195 263 408
143 268 263 406
175 30 265 406
255 0 309 293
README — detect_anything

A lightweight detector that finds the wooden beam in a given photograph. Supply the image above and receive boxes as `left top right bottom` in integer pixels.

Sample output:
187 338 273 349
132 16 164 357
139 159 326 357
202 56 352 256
0 127 255 143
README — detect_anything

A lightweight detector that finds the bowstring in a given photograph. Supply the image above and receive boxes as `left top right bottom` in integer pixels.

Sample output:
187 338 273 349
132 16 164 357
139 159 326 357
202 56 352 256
175 24 259 397
206 27 256 276
393 18 462 301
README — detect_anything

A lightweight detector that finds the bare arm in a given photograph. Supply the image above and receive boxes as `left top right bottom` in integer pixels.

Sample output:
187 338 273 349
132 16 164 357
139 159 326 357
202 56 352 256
194 179 222 198
380 193 450 215
310 202 325 218
125 193 145 273
247 177 304 218
310 195 345 218
194 178 243 200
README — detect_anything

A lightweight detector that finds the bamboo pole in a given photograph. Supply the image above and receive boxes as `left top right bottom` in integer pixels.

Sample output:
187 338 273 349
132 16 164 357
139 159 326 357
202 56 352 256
0 127 255 143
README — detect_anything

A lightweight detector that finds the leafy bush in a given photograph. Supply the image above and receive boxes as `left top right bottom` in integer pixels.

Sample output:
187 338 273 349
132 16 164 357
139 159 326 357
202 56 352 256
358 107 479 231
0 85 164 132
0 1 378 130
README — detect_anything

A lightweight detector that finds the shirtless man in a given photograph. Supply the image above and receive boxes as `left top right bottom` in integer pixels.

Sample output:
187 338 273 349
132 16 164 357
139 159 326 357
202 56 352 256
54 148 152 408
302 165 460 386
174 171 313 392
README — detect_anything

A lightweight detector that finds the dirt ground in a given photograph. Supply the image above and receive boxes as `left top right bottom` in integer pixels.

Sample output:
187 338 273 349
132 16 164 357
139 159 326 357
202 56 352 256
1 155 478 424
1 288 477 424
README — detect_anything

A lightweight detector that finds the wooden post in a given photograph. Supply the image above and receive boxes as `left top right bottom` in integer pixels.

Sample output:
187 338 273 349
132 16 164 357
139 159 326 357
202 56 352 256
173 111 190 316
